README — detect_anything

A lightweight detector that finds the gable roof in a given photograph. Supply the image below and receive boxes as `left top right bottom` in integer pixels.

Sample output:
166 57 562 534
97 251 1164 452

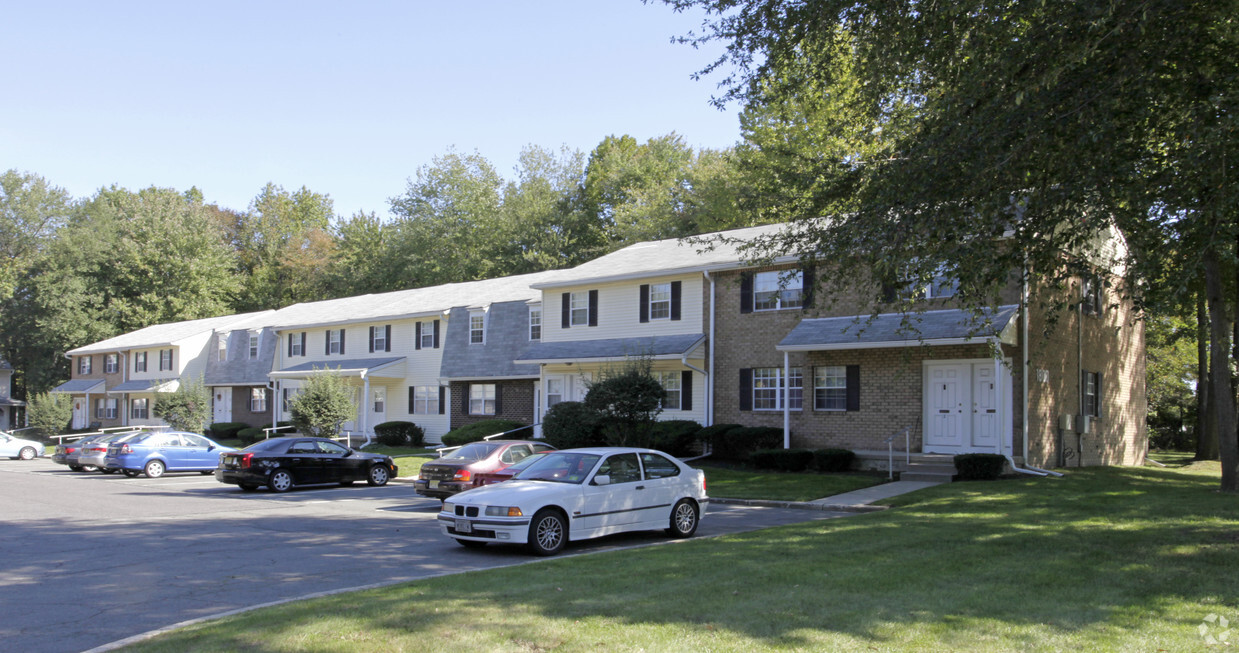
777 306 1020 352
66 311 274 356
262 270 569 331
530 223 794 289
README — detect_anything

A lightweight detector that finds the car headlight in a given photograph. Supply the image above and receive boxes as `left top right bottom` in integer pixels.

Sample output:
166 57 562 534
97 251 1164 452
484 506 523 517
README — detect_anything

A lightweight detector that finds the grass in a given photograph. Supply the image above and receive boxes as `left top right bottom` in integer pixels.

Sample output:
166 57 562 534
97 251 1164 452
698 463 885 501
121 460 1237 652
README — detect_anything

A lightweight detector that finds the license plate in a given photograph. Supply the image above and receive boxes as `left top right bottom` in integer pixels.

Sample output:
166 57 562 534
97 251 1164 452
455 519 472 534
429 480 439 489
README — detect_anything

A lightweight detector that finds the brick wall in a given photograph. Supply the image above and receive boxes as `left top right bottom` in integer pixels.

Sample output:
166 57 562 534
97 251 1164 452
449 380 535 430
228 386 273 428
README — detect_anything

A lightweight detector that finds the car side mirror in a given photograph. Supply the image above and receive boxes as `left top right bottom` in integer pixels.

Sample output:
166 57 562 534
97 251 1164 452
208 445 215 451
592 474 610 486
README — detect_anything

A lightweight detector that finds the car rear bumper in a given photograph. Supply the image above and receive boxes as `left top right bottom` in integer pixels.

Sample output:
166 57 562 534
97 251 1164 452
215 468 268 486
414 479 472 499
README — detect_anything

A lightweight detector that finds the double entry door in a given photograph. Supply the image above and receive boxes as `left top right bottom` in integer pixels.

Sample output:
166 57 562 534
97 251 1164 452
923 360 1011 454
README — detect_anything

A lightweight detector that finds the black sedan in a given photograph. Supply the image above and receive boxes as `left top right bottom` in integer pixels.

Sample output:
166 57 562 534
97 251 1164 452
215 436 397 493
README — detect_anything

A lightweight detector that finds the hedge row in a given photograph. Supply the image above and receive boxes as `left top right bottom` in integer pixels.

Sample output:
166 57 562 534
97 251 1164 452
440 420 533 447
749 447 858 472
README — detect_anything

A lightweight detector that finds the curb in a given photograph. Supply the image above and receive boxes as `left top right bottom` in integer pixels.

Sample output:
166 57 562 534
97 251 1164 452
709 496 888 513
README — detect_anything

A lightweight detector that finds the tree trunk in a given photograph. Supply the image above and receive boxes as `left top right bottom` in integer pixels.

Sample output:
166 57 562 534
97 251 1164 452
1204 249 1237 492
1196 290 1218 459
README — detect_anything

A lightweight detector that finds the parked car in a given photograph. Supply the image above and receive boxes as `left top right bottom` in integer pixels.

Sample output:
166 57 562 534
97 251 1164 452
79 431 145 474
53 434 107 471
105 431 237 478
215 436 397 492
415 440 556 500
474 452 548 486
439 447 709 555
0 430 44 460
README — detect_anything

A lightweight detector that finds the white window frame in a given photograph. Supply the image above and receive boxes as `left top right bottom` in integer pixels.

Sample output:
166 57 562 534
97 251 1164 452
649 282 672 320
79 356 91 375
470 312 486 345
412 386 439 415
105 398 118 420
419 321 435 349
570 292 589 326
289 334 303 357
546 378 564 408
371 326 387 352
657 371 681 410
134 352 147 373
132 398 149 420
159 349 173 371
469 384 496 416
328 329 343 355
814 366 847 411
104 354 119 374
250 388 267 413
529 307 542 341
373 387 386 414
753 366 802 411
217 335 228 362
95 398 105 419
1083 371 1100 417
1082 275 1103 316
754 270 804 311
249 334 259 360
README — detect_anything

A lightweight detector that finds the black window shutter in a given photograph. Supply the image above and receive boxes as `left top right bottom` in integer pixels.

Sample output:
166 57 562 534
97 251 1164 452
438 386 446 414
561 293 570 328
1097 372 1103 418
433 320 440 348
408 387 415 414
368 326 375 353
639 284 650 323
339 329 345 355
494 385 503 415
740 273 753 314
287 334 293 357
385 325 392 352
671 281 682 321
300 333 306 356
325 331 331 355
846 365 861 411
681 370 693 411
588 290 598 327
739 368 752 411
802 266 816 309
415 322 422 350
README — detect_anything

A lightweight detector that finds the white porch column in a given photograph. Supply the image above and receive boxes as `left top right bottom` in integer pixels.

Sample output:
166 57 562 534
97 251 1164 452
361 374 371 435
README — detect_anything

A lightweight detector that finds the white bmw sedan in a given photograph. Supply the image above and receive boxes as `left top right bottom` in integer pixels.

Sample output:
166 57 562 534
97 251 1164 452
438 447 709 555
0 430 44 460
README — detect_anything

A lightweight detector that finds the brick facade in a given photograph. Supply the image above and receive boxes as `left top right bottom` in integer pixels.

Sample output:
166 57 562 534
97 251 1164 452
449 379 536 430
227 386 273 428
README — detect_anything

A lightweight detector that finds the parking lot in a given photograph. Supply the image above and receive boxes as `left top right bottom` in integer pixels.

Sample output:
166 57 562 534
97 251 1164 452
0 457 848 653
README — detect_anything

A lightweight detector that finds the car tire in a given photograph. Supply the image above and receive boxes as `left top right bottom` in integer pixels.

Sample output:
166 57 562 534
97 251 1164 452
268 469 294 493
456 538 487 549
18 447 36 461
238 483 259 492
367 465 390 487
200 470 213 475
68 465 83 471
82 465 98 473
527 508 567 556
144 460 165 478
123 470 140 478
99 468 117 474
667 499 699 539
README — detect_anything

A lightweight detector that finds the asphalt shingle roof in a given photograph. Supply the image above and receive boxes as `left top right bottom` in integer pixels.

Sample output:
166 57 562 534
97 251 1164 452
778 305 1020 350
67 311 273 355
516 333 707 363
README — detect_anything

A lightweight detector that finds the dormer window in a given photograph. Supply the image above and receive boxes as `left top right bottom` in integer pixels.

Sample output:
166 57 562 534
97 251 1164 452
249 334 260 359
470 311 486 344
529 307 542 341
217 335 228 362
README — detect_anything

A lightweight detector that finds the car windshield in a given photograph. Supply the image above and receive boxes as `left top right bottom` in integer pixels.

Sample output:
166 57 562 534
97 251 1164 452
517 452 602 484
506 453 547 476
442 442 503 461
243 438 291 453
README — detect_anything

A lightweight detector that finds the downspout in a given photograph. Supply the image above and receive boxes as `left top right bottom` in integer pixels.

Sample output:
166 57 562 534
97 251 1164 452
783 350 791 449
704 270 716 427
1010 259 1062 477
361 372 371 438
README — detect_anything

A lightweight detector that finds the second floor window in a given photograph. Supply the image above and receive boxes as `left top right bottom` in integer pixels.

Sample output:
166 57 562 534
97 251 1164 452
159 349 173 371
570 292 589 326
754 270 804 311
79 356 92 375
369 325 391 353
104 354 119 374
134 352 147 373
218 335 228 361
327 329 343 355
1083 371 1101 417
419 321 435 349
249 334 260 359
470 312 485 344
1082 275 1103 316
289 333 305 357
649 283 672 320
529 307 542 341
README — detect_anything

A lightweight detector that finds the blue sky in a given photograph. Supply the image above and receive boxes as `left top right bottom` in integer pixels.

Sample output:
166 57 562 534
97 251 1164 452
3 1 739 217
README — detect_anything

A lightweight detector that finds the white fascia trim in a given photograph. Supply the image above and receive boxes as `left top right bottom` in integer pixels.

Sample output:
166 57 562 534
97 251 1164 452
528 257 801 290
514 353 689 365
268 311 444 332
777 336 997 352
439 375 540 382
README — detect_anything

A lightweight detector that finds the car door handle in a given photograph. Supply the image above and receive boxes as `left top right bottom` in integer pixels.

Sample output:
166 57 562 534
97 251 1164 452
636 485 645 490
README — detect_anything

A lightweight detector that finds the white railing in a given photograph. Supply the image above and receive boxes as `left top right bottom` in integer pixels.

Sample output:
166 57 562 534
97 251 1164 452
50 424 167 444
262 425 296 440
434 423 538 458
884 425 914 480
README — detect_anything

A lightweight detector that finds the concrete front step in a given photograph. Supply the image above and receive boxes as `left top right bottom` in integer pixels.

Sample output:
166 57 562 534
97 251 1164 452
899 461 957 483
900 471 955 483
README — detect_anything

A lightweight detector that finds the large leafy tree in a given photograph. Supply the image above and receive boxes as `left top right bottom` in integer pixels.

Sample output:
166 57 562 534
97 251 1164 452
0 170 72 303
152 378 212 433
661 0 1239 489
233 183 335 310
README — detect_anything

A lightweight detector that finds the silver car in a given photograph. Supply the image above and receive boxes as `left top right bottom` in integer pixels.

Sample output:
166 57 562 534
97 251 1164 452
78 431 144 474
0 431 44 460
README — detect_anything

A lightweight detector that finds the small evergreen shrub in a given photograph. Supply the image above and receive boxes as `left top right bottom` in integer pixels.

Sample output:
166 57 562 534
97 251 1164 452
237 427 266 445
208 422 247 440
954 453 1007 480
541 402 604 449
814 448 857 472
710 425 784 461
441 419 530 447
648 420 703 456
750 448 815 472
374 421 425 447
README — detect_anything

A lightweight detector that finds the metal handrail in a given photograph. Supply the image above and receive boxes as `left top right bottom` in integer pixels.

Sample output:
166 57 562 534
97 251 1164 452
435 423 540 457
262 425 295 440
883 425 913 480
50 424 167 444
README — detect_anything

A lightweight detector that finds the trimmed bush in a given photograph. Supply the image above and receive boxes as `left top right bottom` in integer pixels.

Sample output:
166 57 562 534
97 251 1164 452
648 420 703 457
814 448 857 472
709 425 784 461
440 419 530 447
208 422 247 440
237 427 266 445
954 453 1007 480
541 402 604 449
374 421 426 447
750 448 815 472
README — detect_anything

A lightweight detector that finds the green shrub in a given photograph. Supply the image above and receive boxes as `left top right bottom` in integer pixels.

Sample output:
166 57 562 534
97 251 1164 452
208 422 248 440
374 421 426 447
649 420 703 457
697 423 741 454
814 448 857 472
441 419 530 447
541 402 604 449
954 453 1007 480
237 427 266 445
751 448 815 472
709 425 784 461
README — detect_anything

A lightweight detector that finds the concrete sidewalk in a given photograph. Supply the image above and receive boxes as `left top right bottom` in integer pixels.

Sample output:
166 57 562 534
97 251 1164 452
711 480 941 513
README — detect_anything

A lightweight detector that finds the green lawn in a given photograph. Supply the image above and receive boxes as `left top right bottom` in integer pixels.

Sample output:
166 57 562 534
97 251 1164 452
121 460 1236 652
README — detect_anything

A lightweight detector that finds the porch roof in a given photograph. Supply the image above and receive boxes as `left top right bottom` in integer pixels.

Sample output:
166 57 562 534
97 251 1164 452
0 397 25 407
108 378 179 393
268 357 406 379
515 334 706 365
777 305 1020 352
51 379 105 394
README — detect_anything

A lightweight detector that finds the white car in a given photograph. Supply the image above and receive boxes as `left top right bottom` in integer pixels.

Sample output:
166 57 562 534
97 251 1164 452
1 431 44 460
439 447 708 555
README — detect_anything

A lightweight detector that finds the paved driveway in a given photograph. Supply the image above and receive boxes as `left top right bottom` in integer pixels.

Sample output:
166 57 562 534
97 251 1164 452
0 458 849 653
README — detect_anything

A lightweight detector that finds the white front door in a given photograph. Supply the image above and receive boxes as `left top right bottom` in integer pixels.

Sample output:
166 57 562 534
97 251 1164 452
72 399 87 429
924 361 1010 454
213 387 232 423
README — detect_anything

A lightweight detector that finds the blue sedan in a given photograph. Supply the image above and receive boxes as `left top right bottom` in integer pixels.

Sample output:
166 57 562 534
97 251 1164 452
105 431 236 478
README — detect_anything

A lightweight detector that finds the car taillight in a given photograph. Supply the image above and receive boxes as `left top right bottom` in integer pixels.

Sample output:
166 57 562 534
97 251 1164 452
120 444 133 454
66 447 77 454
239 453 253 469
453 469 471 482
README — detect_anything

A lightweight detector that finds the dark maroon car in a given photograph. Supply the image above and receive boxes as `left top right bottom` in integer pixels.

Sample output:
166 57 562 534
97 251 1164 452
414 440 555 500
